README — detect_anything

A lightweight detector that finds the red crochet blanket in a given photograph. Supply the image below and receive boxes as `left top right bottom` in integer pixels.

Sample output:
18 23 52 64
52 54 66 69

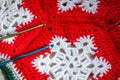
0 0 120 80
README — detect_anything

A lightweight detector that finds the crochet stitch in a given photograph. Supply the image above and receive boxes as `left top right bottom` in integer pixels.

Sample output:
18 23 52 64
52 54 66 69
0 0 120 80
0 53 25 80
0 0 46 58
0 0 34 44
57 0 100 14
14 24 120 80
32 35 111 80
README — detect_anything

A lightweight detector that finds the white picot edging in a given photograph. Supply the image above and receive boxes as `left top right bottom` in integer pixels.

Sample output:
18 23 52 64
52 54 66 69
58 0 100 14
32 35 112 80
0 52 26 80
0 0 35 44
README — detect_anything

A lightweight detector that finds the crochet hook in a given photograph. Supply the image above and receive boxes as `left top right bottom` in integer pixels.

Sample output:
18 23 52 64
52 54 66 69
0 24 46 40
0 44 54 67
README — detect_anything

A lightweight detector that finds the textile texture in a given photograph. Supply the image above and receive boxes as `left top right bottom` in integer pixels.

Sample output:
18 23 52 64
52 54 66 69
0 0 120 80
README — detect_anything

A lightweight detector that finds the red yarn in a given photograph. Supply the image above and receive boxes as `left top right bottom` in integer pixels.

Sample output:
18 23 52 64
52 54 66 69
0 0 120 80
14 24 120 80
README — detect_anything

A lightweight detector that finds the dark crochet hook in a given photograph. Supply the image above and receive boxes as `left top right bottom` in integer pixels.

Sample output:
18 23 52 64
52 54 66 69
0 24 46 40
0 44 54 67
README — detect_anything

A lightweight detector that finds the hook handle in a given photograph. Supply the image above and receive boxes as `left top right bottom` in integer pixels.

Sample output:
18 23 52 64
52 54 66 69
0 24 46 40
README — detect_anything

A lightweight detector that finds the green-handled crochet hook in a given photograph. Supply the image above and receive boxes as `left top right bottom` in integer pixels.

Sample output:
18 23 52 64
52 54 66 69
0 24 46 40
0 44 54 67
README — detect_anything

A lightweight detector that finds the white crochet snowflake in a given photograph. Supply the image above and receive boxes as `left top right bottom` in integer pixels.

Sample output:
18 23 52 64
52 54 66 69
58 0 76 12
80 0 100 14
0 0 35 44
57 0 100 14
32 35 111 80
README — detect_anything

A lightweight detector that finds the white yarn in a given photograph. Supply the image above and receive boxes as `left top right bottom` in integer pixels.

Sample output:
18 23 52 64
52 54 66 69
0 0 35 44
92 57 111 78
57 0 99 14
3 36 16 44
58 0 75 12
80 0 100 14
32 35 111 80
